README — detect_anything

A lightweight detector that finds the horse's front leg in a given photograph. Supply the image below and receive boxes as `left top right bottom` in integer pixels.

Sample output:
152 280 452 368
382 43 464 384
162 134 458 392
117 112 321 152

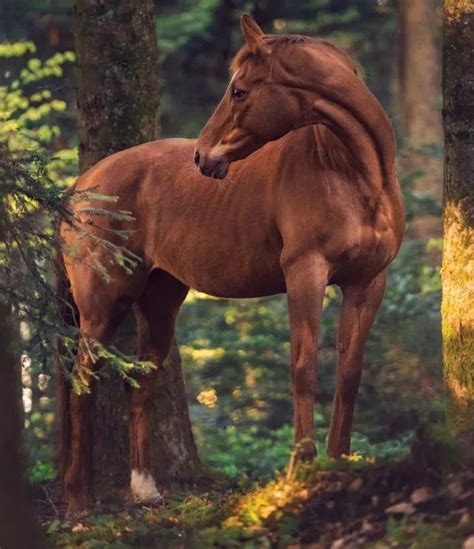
128 310 173 505
128 370 162 504
283 253 328 461
327 271 386 458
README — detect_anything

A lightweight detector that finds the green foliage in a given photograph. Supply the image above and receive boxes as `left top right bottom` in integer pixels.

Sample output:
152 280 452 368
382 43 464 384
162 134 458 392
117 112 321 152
198 422 412 479
199 424 293 478
28 460 56 484
157 0 221 56
0 41 76 175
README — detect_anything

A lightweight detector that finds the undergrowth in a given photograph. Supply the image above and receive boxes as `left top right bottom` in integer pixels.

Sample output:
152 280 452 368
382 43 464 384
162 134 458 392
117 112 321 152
43 424 473 548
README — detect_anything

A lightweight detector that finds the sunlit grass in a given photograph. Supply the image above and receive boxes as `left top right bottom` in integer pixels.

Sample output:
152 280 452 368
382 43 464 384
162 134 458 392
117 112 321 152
45 455 381 547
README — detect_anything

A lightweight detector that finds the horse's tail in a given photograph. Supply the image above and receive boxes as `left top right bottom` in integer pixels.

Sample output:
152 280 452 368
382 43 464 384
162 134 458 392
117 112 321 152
55 246 78 482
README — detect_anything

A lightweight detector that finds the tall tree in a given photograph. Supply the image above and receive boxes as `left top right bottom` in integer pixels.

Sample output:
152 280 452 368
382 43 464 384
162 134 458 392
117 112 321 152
398 0 443 238
442 0 474 437
63 0 199 500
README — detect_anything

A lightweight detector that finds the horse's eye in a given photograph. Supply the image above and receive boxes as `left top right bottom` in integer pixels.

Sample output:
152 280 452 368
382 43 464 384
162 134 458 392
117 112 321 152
232 88 247 100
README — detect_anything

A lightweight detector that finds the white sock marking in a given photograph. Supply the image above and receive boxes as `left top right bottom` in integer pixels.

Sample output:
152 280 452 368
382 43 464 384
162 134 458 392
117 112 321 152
130 469 162 504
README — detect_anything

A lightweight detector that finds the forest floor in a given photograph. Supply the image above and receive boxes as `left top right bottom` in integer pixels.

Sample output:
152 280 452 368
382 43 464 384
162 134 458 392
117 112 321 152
36 428 474 548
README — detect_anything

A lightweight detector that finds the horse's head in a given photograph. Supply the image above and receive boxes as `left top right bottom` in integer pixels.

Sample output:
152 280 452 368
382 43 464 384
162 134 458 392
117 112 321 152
195 14 364 179
195 15 313 179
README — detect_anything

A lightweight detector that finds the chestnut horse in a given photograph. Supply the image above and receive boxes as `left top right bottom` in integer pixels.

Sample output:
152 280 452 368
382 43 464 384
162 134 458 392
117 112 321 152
60 14 404 515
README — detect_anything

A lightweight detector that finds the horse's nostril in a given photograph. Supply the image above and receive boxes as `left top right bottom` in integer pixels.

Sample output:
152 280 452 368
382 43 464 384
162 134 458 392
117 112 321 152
194 151 200 167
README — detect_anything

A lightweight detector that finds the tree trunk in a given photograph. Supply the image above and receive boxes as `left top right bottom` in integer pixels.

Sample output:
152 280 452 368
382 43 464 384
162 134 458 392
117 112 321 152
211 0 243 79
442 0 474 437
0 279 41 547
70 0 199 500
398 0 443 239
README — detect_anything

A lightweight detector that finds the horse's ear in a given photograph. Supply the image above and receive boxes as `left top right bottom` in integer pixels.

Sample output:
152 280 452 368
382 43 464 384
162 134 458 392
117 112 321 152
240 14 270 57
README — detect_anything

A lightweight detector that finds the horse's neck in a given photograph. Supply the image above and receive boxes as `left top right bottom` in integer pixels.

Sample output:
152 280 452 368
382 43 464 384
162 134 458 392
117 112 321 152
286 47 397 192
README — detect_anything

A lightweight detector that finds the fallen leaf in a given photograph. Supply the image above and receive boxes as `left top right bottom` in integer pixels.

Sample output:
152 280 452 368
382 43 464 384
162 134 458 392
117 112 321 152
385 502 415 515
349 478 363 492
71 523 89 533
448 480 464 498
361 518 374 533
410 486 434 505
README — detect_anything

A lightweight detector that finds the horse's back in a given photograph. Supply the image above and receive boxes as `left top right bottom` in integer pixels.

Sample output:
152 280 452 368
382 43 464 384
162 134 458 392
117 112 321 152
73 138 198 194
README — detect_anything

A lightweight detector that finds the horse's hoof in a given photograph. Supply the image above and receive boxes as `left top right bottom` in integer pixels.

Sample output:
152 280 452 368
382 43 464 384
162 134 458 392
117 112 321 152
131 469 163 505
296 440 317 462
327 441 350 459
327 448 345 459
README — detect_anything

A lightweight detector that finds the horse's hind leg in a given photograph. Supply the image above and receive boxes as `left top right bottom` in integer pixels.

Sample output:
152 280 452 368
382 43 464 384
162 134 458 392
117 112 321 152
327 271 386 458
128 269 188 504
65 290 132 516
64 265 133 515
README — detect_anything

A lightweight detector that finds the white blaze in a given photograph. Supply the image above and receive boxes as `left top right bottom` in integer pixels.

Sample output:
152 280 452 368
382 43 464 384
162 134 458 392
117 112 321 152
229 69 239 86
130 469 162 504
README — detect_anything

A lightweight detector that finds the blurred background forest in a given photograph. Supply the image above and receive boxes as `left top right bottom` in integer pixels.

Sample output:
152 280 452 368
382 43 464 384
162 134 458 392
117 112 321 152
0 0 444 484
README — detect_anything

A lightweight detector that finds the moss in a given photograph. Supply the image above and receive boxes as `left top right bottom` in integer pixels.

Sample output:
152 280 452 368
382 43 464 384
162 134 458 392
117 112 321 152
442 198 474 437
442 0 474 435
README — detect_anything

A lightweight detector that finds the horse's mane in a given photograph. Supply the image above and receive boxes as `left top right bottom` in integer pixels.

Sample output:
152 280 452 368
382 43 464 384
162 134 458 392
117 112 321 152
230 34 356 75
229 35 360 179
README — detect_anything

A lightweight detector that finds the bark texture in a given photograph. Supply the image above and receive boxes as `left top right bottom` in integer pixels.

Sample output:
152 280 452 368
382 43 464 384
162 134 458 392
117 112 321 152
71 0 199 498
399 0 443 238
0 300 41 548
442 0 474 436
75 0 160 172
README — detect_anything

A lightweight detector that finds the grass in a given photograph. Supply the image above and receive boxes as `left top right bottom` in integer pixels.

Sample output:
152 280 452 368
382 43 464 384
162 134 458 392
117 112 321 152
43 425 472 548
43 455 386 547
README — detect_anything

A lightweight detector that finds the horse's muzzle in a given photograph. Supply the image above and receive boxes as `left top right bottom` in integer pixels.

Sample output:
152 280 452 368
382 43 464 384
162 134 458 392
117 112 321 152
194 149 229 179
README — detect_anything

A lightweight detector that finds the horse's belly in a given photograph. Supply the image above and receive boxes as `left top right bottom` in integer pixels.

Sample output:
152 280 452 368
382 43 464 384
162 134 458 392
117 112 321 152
158 245 286 298
193 265 286 298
